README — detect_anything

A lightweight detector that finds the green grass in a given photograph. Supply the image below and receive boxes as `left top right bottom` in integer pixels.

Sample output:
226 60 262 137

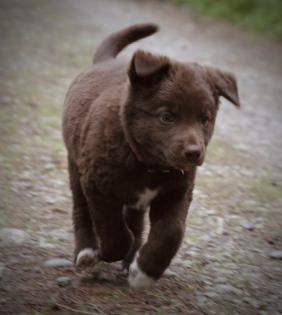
170 0 282 40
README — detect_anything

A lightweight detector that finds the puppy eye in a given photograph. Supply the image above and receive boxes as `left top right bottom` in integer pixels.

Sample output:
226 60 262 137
199 113 210 125
159 111 175 124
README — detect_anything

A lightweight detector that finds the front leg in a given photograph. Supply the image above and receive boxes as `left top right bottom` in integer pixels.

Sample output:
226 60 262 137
122 207 145 271
128 192 192 288
82 182 134 263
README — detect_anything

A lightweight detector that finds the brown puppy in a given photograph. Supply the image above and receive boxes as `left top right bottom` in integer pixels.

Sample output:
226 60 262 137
62 24 240 288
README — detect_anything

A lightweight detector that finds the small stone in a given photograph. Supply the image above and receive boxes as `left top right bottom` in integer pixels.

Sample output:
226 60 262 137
44 258 73 268
184 261 193 268
269 250 282 259
56 276 72 287
52 208 68 214
0 228 31 245
240 220 254 231
52 179 65 187
216 217 224 235
204 291 218 299
164 269 178 278
46 198 56 205
94 271 115 282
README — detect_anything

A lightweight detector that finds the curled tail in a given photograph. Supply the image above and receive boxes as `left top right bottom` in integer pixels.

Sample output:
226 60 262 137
93 23 159 64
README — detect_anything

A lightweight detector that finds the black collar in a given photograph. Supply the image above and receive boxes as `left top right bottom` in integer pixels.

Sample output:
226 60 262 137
143 164 185 175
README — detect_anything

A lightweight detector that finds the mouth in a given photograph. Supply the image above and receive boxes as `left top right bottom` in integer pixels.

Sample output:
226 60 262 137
162 151 205 172
178 164 196 172
171 162 197 172
171 158 204 171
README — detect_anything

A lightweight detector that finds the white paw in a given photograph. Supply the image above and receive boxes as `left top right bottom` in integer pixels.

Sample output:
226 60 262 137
76 248 100 268
128 255 155 288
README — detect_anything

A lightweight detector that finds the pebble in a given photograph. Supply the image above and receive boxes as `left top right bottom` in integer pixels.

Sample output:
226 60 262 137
184 261 193 268
56 276 72 287
46 197 57 205
204 291 218 299
240 220 255 231
216 217 224 235
0 228 31 245
94 271 115 282
44 258 73 268
268 250 282 259
164 269 178 278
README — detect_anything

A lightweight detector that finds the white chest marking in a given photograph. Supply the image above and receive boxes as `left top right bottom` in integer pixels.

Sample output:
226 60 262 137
133 188 158 210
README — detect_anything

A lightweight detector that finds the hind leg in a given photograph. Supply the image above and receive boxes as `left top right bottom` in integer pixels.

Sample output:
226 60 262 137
122 207 145 270
68 157 99 268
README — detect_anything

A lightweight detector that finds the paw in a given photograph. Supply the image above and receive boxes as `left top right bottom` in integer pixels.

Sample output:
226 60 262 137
75 248 100 269
128 256 155 288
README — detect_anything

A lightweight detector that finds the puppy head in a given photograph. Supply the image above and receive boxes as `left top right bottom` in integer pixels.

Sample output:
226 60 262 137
122 50 240 170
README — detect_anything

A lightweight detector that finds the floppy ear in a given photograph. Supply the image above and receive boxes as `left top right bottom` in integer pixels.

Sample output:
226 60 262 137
129 50 170 87
206 67 240 107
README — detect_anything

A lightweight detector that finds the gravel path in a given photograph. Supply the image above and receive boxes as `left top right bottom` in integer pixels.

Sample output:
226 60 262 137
0 0 281 314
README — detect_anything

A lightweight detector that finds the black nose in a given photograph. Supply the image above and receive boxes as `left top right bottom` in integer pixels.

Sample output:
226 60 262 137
183 144 202 163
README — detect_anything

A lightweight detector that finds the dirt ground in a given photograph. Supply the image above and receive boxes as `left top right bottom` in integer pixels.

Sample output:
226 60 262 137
0 0 282 314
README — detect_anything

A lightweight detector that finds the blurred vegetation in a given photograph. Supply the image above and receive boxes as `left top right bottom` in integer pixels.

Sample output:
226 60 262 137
169 0 282 39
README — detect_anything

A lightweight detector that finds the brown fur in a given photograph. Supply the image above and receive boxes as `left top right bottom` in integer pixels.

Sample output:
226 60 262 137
62 23 240 284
